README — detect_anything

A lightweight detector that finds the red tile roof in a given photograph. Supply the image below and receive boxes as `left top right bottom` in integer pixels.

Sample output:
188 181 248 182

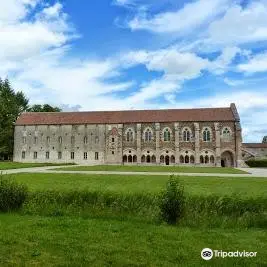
15 107 235 125
242 143 267 148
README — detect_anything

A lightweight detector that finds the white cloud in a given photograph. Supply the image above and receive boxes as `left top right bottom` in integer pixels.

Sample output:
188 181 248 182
237 52 267 73
209 46 240 74
207 0 267 45
127 0 231 34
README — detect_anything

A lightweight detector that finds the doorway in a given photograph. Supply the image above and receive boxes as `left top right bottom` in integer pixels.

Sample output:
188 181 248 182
165 155 169 165
221 159 225 167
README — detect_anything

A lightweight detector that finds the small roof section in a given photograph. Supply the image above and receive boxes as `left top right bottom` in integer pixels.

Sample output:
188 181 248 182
16 106 236 125
242 143 267 148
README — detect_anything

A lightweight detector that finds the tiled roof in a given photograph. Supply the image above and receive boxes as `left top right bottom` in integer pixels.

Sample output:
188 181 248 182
15 107 235 125
242 143 267 148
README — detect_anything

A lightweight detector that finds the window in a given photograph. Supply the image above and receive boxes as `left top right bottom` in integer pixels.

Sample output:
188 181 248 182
84 136 88 144
222 127 231 140
58 152 62 159
33 151 37 159
144 128 152 142
58 136 62 144
183 128 190 142
23 137 26 144
95 152 99 160
47 136 50 144
46 151 50 159
112 137 115 142
112 151 114 155
71 152 75 159
126 129 134 142
84 152 88 160
22 151 26 159
34 137 38 144
71 136 75 144
203 128 211 142
163 128 171 141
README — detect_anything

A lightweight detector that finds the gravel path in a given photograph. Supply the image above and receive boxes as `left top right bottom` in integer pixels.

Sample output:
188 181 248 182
1 166 267 177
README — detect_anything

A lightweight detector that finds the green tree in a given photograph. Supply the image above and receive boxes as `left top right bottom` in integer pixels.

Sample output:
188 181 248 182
29 104 61 112
0 78 29 160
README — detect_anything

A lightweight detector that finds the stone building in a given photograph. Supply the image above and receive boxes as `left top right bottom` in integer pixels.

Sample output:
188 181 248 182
242 143 267 160
13 103 243 167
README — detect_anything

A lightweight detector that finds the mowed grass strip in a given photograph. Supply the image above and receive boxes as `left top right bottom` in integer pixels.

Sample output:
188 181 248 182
54 164 248 174
9 173 267 197
0 214 266 267
0 162 74 170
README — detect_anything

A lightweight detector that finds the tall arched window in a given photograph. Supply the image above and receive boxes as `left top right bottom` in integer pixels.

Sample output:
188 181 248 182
203 128 211 142
126 129 134 142
222 127 231 141
183 128 190 142
144 128 152 142
163 128 171 141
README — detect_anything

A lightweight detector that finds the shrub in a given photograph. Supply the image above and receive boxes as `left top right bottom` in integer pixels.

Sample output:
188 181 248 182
159 176 185 224
245 159 267 168
0 175 28 212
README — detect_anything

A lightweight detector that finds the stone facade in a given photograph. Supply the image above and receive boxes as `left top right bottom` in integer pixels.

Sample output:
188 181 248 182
13 104 243 167
242 143 267 160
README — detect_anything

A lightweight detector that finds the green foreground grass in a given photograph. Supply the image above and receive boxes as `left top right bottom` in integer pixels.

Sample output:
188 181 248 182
54 164 248 174
9 172 267 197
0 162 74 170
0 214 266 267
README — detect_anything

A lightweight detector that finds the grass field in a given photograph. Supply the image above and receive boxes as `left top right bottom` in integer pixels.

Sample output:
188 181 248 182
0 162 74 170
0 214 266 267
8 173 267 197
54 164 248 174
1 172 266 266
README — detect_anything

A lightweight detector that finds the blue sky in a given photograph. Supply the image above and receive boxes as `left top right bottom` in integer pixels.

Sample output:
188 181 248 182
1 0 267 142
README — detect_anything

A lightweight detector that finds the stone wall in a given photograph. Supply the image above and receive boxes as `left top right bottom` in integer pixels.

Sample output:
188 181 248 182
13 121 241 167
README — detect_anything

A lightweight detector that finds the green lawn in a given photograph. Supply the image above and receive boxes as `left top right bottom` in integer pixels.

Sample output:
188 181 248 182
0 162 74 170
8 173 267 197
54 164 248 174
0 214 265 267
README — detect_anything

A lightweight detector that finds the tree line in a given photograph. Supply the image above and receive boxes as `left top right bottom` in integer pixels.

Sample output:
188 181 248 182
0 78 61 160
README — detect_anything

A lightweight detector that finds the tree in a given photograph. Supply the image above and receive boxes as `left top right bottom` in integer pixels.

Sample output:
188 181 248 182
263 136 267 144
0 78 29 160
28 104 61 112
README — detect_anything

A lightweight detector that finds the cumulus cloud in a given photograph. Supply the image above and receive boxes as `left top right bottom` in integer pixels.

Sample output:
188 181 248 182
237 52 267 73
127 0 231 34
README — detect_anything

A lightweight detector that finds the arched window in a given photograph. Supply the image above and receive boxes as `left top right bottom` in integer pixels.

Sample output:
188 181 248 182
146 155 151 163
133 155 137 162
160 155 165 163
128 155 133 163
84 136 88 144
126 129 134 142
180 155 184 163
200 155 204 164
123 155 127 162
152 155 156 163
141 155 146 162
183 128 190 142
203 128 211 142
163 128 171 141
222 127 231 141
210 155 215 164
171 155 175 163
190 155 195 164
205 155 209 164
144 128 152 142
185 155 189 163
